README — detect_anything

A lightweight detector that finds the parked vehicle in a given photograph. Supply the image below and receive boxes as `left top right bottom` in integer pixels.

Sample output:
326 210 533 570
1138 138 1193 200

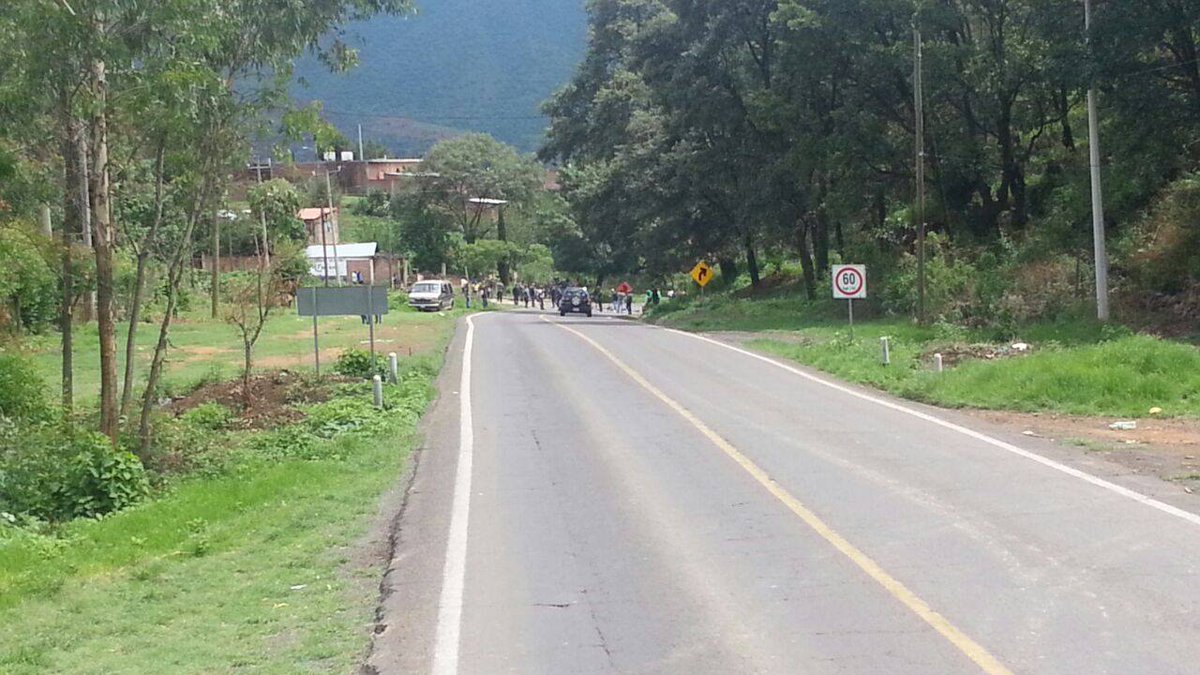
559 287 593 317
408 280 456 311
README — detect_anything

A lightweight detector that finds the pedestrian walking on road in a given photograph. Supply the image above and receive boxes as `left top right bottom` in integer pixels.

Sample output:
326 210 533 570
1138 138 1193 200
512 285 521 305
625 294 633 315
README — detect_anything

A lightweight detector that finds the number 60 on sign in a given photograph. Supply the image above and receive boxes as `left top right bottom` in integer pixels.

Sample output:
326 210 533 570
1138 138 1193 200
832 265 867 299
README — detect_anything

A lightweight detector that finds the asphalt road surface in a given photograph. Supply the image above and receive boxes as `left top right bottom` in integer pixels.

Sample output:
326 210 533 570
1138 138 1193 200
368 310 1200 675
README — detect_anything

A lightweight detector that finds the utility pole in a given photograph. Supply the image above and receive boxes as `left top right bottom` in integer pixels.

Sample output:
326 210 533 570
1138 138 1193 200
210 209 220 319
1084 0 1109 321
914 23 927 325
326 167 342 285
255 161 270 269
358 124 365 161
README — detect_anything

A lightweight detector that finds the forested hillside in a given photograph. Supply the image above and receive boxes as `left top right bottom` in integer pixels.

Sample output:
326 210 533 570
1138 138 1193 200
543 0 1200 331
293 0 587 154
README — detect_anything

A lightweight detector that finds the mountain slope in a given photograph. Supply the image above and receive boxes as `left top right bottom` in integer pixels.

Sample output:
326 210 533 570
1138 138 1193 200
292 0 587 155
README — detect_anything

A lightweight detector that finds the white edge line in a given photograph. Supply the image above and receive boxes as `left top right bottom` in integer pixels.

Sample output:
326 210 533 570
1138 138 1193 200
431 314 476 675
666 328 1200 528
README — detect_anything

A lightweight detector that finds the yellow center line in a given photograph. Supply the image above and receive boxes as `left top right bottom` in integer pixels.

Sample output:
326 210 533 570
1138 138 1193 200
544 317 1013 675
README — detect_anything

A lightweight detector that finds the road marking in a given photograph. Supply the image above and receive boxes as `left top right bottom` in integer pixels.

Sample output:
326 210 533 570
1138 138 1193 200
432 314 477 675
668 328 1200 529
545 317 1013 675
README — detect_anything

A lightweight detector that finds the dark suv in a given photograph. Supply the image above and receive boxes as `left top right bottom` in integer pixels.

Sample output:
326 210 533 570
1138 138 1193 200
559 287 593 317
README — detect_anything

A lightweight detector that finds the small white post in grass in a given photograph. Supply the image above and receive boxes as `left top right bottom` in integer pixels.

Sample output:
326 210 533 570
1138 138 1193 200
934 353 944 373
373 375 384 409
388 352 399 384
880 337 891 366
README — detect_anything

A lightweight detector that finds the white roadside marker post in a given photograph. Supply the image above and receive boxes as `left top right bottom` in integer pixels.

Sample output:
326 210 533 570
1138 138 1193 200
881 337 891 366
388 352 399 384
372 375 384 409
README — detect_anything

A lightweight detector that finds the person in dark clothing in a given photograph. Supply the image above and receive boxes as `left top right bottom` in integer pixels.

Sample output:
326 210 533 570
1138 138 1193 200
625 294 633 314
481 287 490 308
512 285 521 305
652 288 661 306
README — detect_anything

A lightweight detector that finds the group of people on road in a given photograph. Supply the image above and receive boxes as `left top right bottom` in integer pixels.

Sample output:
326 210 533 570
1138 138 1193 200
456 278 675 315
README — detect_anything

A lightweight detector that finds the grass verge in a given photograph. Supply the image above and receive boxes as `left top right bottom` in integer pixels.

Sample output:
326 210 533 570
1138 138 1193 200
0 345 452 674
652 295 1200 418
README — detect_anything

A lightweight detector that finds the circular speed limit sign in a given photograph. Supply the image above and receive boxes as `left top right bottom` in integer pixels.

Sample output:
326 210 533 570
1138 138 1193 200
832 265 867 299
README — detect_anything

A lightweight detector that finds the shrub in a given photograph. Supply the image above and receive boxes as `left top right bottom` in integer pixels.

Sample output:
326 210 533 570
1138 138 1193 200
180 402 234 431
0 353 49 421
334 348 388 379
244 425 324 461
1126 174 1200 294
306 397 385 438
0 426 149 521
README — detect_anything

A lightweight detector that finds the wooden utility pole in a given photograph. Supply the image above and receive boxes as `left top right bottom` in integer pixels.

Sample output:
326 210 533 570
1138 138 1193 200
914 23 927 325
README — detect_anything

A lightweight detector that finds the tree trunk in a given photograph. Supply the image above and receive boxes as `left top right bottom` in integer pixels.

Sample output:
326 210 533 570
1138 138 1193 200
210 211 220 318
89 56 119 444
59 96 82 415
243 341 253 412
743 232 761 288
796 217 816 300
121 141 167 419
496 207 511 284
814 208 831 275
138 168 213 456
717 258 738 286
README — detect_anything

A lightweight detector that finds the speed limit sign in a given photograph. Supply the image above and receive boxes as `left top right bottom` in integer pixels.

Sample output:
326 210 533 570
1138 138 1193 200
832 265 867 299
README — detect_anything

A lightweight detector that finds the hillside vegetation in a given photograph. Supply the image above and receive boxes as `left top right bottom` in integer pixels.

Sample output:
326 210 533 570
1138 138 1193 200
292 0 587 153
541 1 1200 335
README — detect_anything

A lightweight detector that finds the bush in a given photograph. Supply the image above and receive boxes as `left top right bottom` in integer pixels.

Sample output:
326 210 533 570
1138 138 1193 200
334 348 388 379
180 402 234 431
0 353 49 421
244 425 324 461
1126 174 1200 294
306 397 385 438
0 425 149 521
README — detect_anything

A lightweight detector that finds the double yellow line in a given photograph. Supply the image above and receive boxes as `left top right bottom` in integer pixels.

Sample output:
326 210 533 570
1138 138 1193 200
544 317 1013 675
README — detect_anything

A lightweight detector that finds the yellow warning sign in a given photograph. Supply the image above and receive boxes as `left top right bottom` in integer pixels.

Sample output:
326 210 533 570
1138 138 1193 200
690 261 714 288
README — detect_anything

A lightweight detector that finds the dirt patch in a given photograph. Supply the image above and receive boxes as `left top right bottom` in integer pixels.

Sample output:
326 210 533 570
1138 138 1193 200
166 370 335 430
706 330 815 347
969 410 1200 490
922 343 1032 368
177 345 237 364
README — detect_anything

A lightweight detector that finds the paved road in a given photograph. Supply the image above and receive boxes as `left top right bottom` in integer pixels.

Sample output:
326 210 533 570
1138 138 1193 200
369 311 1200 674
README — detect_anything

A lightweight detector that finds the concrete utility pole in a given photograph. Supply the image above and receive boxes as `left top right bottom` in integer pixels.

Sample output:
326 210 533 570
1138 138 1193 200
1084 0 1110 321
358 124 365 161
39 204 52 237
914 23 927 325
255 161 270 268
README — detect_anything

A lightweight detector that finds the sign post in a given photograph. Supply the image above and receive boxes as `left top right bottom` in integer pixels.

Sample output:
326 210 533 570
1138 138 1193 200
298 286 390 378
832 265 867 338
690 261 714 296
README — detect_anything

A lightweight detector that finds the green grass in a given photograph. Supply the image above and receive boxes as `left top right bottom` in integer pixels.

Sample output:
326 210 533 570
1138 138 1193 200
0 303 461 673
13 296 465 406
653 294 1200 419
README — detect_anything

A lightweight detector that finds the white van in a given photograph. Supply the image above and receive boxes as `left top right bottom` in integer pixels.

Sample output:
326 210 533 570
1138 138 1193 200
408 280 456 311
